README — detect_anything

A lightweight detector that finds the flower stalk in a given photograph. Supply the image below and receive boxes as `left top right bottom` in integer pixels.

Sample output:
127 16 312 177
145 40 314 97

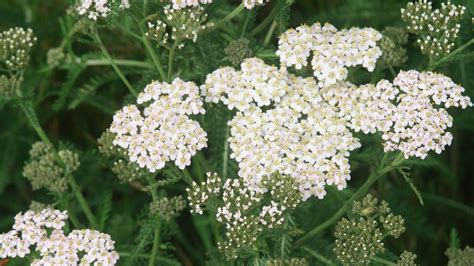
293 152 405 248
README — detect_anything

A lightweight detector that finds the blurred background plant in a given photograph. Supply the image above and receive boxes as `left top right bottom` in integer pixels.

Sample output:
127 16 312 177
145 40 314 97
0 0 473 265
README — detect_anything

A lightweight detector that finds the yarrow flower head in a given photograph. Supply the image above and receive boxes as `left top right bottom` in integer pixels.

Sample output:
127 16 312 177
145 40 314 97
23 141 80 193
75 0 130 20
277 22 382 87
224 38 253 66
201 58 290 112
203 58 361 200
320 80 399 134
381 70 472 159
379 27 409 67
266 258 309 266
243 0 270 9
110 78 207 172
0 27 36 72
150 196 186 221
98 129 149 183
146 5 213 48
169 0 212 9
397 251 418 266
446 246 474 266
187 172 302 259
401 0 466 59
168 0 270 9
334 194 406 265
0 208 119 265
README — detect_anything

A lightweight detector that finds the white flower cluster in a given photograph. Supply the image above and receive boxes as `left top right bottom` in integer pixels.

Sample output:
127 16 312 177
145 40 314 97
320 80 399 134
76 0 130 20
259 201 284 229
170 0 212 9
163 5 212 47
0 27 36 71
277 22 382 87
201 58 289 112
110 78 207 172
187 172 222 214
0 209 119 265
401 0 465 58
216 179 262 225
229 103 360 200
215 178 285 258
381 70 472 159
169 0 269 9
243 0 271 9
203 58 361 200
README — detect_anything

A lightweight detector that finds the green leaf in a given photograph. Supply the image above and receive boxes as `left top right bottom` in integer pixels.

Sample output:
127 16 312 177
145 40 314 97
449 228 460 249
397 166 424 206
98 190 113 231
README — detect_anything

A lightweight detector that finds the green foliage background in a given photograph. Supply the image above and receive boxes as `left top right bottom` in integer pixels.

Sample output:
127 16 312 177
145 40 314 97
0 0 473 265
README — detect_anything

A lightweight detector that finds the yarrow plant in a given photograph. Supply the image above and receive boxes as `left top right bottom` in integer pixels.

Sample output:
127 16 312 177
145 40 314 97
1 0 473 265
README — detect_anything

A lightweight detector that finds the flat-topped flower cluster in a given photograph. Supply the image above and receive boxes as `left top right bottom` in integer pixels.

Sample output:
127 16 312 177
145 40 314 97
277 22 382 87
203 58 361 200
110 78 207 172
76 0 130 20
187 172 302 258
170 0 270 9
0 208 119 265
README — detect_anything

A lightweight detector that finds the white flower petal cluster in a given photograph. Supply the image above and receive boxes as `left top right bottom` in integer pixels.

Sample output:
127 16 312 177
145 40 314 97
320 80 399 134
170 0 212 9
381 70 472 159
277 22 382 87
217 179 262 226
203 58 361 200
229 103 360 200
401 0 465 58
201 58 289 112
0 209 119 265
110 78 207 172
187 172 222 214
259 201 284 229
169 0 269 9
243 0 271 9
76 0 130 20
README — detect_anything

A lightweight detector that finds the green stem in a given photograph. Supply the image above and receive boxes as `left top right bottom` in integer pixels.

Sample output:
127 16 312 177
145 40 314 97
429 38 474 70
136 19 167 80
293 153 404 248
93 30 138 97
146 175 161 266
68 174 99 229
240 11 253 37
18 100 99 229
85 59 152 68
115 22 142 41
181 168 193 185
196 151 212 173
302 246 335 265
249 4 279 36
208 3 245 32
167 43 178 82
371 257 397 266
263 21 277 47
423 193 474 217
222 113 231 180
387 65 396 78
